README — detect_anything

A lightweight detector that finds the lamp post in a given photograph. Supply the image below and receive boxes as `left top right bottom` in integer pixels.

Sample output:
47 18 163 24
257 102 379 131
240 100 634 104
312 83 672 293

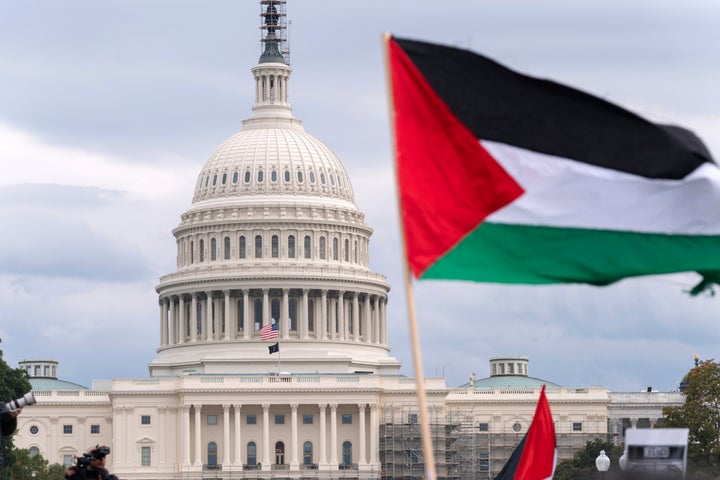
595 450 610 479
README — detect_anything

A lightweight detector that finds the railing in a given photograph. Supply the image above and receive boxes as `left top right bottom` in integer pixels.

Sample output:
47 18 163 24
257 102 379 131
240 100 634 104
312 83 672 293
242 464 260 470
203 464 222 471
301 463 319 470
339 463 358 470
271 464 288 471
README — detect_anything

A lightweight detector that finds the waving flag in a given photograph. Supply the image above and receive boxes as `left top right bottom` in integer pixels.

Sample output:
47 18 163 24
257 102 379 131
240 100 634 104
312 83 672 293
495 385 556 480
259 322 279 340
387 36 720 294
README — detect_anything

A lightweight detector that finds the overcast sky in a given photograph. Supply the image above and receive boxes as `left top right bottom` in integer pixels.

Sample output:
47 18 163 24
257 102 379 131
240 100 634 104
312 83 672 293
1 0 718 392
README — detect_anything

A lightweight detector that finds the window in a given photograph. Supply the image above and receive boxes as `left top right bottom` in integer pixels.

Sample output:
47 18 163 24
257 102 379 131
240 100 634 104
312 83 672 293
512 422 522 432
284 170 291 182
333 238 338 260
319 236 326 259
212 174 217 186
288 235 295 258
255 235 263 258
297 170 304 183
272 235 279 258
35 365 40 376
478 423 489 432
244 170 251 183
30 425 39 435
239 236 246 259
90 425 100 434
221 173 227 185
44 365 49 376
199 239 205 262
28 446 40 457
247 414 257 425
289 298 297 331
303 441 313 465
63 455 73 467
344 239 349 261
247 442 257 465
573 422 583 432
141 446 151 466
275 414 285 425
232 171 239 184
408 414 418 424
341 414 352 424
309 171 316 183
224 236 231 260
141 415 151 425
271 170 278 182
211 238 217 261
329 174 335 186
508 363 515 374
304 236 311 259
342 441 352 465
63 425 73 434
207 442 217 466
320 173 326 185
207 415 217 425
257 170 264 182
303 414 313 424
190 240 195 263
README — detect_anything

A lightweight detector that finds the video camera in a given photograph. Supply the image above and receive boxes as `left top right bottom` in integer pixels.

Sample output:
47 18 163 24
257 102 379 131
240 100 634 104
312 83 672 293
0 392 36 414
65 446 111 479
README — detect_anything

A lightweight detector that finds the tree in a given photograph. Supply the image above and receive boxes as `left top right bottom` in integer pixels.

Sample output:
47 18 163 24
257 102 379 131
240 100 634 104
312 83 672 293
553 438 624 480
662 358 720 477
0 338 33 477
0 448 48 480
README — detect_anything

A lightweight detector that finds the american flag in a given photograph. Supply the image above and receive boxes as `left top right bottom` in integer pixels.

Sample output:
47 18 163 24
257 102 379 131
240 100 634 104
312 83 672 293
259 322 279 340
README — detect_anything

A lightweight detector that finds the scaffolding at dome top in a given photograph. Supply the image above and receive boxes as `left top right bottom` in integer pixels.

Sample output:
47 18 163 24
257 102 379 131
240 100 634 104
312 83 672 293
259 0 290 64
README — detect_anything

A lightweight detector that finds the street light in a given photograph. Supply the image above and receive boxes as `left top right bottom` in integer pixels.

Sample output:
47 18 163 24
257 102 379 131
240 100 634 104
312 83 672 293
596 450 610 478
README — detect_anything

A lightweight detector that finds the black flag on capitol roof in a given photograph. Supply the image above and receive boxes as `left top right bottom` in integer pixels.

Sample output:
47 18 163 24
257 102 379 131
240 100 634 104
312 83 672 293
268 343 279 354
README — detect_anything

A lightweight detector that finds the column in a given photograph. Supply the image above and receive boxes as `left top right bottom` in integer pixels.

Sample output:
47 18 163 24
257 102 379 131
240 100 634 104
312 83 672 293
290 404 299 469
281 289 290 339
301 289 309 339
182 405 191 466
372 297 380 344
190 293 198 343
234 405 243 467
262 289 270 328
358 404 367 466
363 295 371 342
337 292 345 340
319 404 328 466
194 405 202 466
352 293 360 341
320 290 328 340
214 297 222 340
223 404 231 467
205 291 213 341
330 404 338 467
380 298 387 344
125 408 134 465
178 295 186 344
224 290 231 340
243 289 251 339
169 298 176 345
262 404 271 469
370 405 379 464
160 298 168 346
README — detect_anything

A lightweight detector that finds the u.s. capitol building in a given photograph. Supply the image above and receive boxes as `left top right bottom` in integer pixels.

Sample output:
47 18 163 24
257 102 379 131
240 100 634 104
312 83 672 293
13 2 683 479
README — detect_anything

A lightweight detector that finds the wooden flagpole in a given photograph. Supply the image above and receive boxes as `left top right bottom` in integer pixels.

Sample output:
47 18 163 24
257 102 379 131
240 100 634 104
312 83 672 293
382 32 437 480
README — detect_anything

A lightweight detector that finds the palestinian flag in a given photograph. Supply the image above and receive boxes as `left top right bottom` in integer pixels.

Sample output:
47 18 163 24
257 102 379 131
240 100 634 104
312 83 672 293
386 36 720 294
495 385 556 480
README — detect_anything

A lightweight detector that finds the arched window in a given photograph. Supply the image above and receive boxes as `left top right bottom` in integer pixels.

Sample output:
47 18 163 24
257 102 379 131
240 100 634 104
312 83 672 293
354 240 358 263
257 170 264 182
303 441 313 465
329 174 335 186
332 238 338 260
344 239 349 262
212 174 217 186
342 441 352 465
297 170 304 183
239 236 246 259
199 239 205 262
289 298 297 331
255 235 263 258
221 173 227 185
211 238 217 261
309 171 316 184
247 442 257 465
224 236 231 260
275 441 285 466
272 235 279 258
320 173 326 185
307 299 315 332
28 446 40 457
304 236 311 259
190 240 195 263
288 235 296 258
284 170 291 182
237 297 244 333
244 170 251 183
271 299 280 322
232 171 239 184
208 442 218 466
271 170 278 182
319 236 326 259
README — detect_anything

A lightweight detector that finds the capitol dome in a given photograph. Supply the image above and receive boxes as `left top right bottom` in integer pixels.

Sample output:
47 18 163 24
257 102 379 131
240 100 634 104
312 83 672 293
150 6 397 377
192 126 355 207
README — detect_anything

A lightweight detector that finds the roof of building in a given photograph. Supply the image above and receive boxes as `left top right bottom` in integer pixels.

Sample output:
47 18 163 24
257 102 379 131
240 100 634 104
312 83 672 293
30 378 88 391
458 375 560 389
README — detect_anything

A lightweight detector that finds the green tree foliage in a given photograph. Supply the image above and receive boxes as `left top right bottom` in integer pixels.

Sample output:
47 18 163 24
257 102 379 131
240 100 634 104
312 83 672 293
0 449 48 480
662 359 720 477
46 463 67 480
0 338 33 476
553 438 624 480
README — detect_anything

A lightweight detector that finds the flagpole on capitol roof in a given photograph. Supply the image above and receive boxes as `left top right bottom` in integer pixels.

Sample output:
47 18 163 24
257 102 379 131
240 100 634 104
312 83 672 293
382 32 438 480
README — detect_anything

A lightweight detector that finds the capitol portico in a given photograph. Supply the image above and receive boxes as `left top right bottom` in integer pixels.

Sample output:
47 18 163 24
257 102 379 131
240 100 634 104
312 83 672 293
13 2 684 479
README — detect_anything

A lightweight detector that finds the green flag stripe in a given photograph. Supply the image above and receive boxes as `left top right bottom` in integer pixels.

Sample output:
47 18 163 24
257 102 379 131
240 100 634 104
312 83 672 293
421 222 720 285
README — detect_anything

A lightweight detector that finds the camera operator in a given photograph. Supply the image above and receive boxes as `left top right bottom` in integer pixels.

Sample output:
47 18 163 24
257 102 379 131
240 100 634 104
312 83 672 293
0 406 22 470
64 445 119 480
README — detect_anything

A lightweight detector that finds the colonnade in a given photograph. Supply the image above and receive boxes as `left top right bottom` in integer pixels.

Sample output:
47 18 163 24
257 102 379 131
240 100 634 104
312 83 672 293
158 288 387 347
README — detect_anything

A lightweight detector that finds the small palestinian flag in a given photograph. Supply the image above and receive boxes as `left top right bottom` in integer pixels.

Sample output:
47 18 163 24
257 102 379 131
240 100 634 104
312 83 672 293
386 36 720 294
495 385 556 480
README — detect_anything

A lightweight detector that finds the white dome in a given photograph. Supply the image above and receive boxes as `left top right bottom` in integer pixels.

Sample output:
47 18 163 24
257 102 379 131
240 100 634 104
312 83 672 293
192 126 355 205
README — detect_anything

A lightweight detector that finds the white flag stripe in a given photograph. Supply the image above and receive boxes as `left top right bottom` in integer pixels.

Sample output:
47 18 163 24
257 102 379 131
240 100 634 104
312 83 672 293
483 140 720 235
